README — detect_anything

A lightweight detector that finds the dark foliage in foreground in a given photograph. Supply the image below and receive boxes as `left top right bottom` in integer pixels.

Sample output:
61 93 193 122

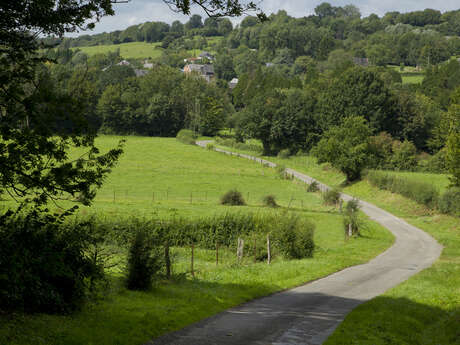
0 209 102 313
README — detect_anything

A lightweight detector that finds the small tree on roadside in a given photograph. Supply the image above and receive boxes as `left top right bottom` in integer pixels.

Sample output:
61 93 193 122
312 116 373 182
446 126 460 187
343 198 361 237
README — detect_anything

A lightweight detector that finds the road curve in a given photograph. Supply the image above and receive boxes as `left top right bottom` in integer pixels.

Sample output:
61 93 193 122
147 141 442 345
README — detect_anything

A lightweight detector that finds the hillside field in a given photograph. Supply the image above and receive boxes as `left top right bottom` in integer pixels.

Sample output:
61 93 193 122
72 36 223 60
73 42 163 59
0 136 394 345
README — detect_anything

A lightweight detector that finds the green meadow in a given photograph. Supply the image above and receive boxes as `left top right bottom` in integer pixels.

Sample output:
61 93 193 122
72 36 223 60
74 42 163 59
213 140 459 345
0 136 394 345
401 73 425 84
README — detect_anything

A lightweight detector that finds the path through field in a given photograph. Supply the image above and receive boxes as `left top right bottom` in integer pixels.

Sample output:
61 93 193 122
147 141 442 345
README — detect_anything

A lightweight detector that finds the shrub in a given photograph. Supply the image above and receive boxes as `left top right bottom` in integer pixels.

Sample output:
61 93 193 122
206 143 215 150
343 198 361 237
307 181 319 192
243 232 270 261
277 149 290 159
391 140 418 171
438 188 460 216
322 188 341 206
126 230 163 291
420 149 447 173
263 195 278 208
276 165 292 180
0 209 101 313
220 189 246 206
176 129 197 145
274 214 315 259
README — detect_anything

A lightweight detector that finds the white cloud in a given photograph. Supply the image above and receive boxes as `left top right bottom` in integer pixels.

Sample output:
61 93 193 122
70 0 460 36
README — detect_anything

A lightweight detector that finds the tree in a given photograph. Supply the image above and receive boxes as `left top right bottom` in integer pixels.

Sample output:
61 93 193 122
446 119 460 187
312 117 373 182
316 67 398 136
163 0 264 18
186 14 204 30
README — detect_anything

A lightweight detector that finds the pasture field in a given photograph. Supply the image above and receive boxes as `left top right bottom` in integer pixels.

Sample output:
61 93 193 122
213 139 459 344
0 136 393 345
387 65 425 84
74 42 163 59
401 73 425 84
72 36 223 60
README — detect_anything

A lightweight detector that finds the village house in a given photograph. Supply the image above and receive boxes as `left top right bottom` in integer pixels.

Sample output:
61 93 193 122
353 57 369 67
183 64 215 82
229 78 239 89
199 51 214 61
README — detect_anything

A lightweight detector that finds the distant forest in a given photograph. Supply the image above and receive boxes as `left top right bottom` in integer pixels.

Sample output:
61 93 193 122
45 5 460 67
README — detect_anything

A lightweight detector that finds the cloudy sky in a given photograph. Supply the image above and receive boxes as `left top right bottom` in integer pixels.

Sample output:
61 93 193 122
74 0 460 36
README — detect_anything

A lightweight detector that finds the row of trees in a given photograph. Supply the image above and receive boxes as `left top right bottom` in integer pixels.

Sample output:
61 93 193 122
232 61 460 183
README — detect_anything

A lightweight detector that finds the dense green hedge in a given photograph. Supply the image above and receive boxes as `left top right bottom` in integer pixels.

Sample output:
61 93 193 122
367 170 439 208
367 171 460 217
107 212 315 258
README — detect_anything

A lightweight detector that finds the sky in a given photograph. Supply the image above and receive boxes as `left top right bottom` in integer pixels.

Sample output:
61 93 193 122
72 0 460 36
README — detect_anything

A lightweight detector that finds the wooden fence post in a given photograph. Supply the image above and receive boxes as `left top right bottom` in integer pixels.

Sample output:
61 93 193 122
254 236 257 263
164 243 171 279
267 234 271 265
237 238 244 264
191 244 195 277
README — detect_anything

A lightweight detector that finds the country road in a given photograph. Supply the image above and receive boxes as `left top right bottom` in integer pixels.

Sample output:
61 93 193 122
147 141 442 345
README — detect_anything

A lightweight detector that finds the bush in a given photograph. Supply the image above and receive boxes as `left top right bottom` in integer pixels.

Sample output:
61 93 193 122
420 149 447 173
322 188 341 206
126 230 163 291
343 198 361 237
0 209 101 313
367 170 439 208
220 189 246 206
242 232 270 261
274 214 315 259
262 195 278 208
176 129 197 145
307 181 319 192
277 149 290 159
206 143 215 150
438 188 460 216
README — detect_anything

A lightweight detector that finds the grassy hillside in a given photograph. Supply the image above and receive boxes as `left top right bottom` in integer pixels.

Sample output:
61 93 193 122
74 41 163 59
74 136 345 219
0 136 393 345
73 36 223 60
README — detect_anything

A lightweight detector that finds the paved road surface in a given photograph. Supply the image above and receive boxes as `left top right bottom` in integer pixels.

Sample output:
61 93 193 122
147 141 442 345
